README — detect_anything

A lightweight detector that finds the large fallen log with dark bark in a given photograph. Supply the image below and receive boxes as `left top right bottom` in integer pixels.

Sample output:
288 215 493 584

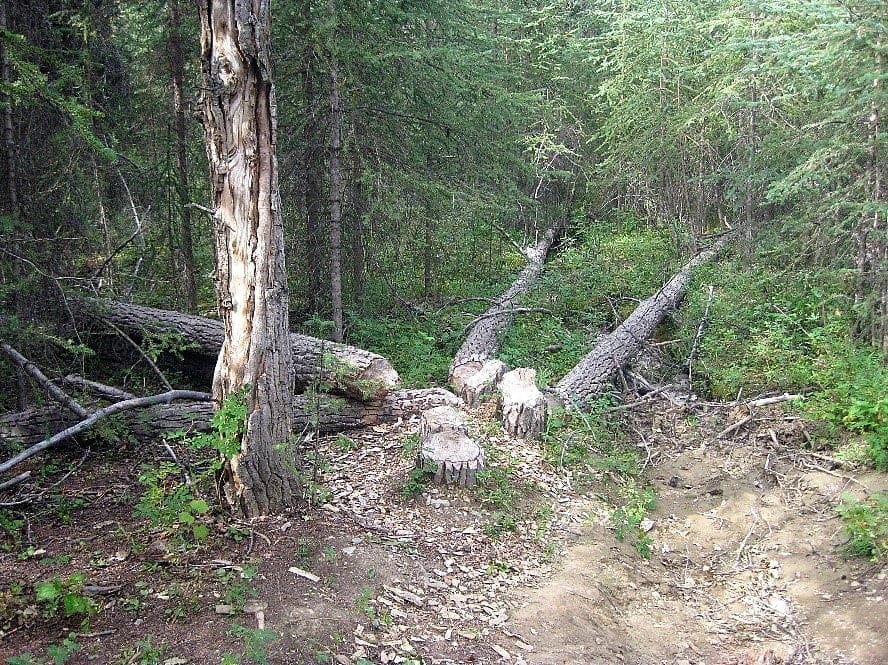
75 297 399 399
449 226 558 405
0 388 460 450
553 237 730 410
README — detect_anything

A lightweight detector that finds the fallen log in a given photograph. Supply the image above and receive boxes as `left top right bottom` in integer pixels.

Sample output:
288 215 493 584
499 368 547 439
449 226 558 405
0 388 461 451
417 406 484 487
0 390 214 475
554 237 730 410
75 297 400 399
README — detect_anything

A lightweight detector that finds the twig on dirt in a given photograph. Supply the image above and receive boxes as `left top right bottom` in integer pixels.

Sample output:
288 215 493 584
161 439 192 487
0 391 211 475
715 414 754 440
1 343 90 418
799 460 870 492
0 450 91 506
734 521 757 565
686 284 714 392
0 471 30 491
603 386 670 412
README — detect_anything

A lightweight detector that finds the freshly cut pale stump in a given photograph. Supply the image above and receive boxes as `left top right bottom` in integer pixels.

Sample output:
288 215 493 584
455 358 507 408
418 406 484 487
499 368 547 439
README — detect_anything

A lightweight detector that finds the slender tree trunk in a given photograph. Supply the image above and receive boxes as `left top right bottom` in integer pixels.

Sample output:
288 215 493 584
423 214 434 299
1 3 28 410
197 0 298 517
328 16 344 343
350 169 366 308
301 3 324 313
167 0 198 313
870 42 885 355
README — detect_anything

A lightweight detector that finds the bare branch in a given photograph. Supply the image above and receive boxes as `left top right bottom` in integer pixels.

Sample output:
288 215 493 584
0 343 89 418
0 390 213 475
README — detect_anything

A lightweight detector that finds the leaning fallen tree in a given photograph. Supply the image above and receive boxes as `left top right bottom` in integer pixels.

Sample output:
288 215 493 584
0 388 460 474
74 297 399 399
553 237 730 410
449 226 558 405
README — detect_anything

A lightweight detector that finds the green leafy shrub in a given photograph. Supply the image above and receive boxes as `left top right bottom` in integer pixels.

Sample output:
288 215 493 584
134 463 210 545
611 481 657 558
501 217 679 386
34 574 95 618
678 244 888 470
836 493 888 561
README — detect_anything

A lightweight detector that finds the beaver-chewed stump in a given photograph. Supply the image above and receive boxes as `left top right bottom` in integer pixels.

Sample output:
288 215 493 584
417 405 484 487
499 368 547 439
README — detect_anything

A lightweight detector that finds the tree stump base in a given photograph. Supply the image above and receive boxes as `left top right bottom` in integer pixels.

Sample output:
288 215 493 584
499 368 547 439
417 406 484 487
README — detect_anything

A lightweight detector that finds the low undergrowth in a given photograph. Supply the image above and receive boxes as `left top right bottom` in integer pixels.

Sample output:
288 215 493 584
675 236 888 472
541 404 657 558
500 215 683 387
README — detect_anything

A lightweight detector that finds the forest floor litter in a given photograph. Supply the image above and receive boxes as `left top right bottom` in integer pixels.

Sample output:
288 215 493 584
1 391 885 665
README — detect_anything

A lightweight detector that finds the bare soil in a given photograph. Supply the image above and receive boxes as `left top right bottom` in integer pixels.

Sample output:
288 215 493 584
1 396 885 665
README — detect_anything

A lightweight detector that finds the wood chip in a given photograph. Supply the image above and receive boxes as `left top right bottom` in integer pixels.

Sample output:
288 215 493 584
288 566 321 582
491 643 511 660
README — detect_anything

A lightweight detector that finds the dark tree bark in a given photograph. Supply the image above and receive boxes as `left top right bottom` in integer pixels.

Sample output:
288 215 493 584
197 0 297 517
1 388 460 448
1 2 29 410
75 297 400 398
167 0 199 312
300 3 324 313
449 226 558 404
328 9 344 343
554 237 730 409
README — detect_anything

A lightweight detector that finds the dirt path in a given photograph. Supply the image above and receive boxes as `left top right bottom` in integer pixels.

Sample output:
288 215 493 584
509 409 887 665
273 401 887 665
2 398 885 665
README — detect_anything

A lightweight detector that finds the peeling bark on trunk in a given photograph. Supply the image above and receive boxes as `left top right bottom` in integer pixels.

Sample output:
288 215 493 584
75 297 399 398
449 226 558 404
197 0 296 516
554 238 730 410
1 388 460 447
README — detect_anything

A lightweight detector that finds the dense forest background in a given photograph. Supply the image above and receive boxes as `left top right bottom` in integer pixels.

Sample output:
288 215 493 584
2 0 885 442
1 1 887 662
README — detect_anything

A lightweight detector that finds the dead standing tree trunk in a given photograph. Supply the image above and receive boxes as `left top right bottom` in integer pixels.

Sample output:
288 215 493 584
449 226 558 405
197 0 298 517
553 237 731 410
